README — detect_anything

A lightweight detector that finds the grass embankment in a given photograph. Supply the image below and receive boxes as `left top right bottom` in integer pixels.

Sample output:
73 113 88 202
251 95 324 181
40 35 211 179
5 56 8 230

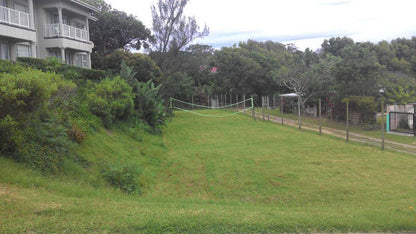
1 111 416 232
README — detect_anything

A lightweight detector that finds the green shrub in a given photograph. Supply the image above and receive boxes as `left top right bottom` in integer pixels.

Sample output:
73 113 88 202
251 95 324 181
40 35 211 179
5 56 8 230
343 96 377 124
0 60 23 73
0 70 60 120
0 115 19 154
92 50 161 83
0 69 76 172
58 65 106 81
16 115 73 173
86 77 134 128
102 164 142 194
17 57 107 81
135 80 166 131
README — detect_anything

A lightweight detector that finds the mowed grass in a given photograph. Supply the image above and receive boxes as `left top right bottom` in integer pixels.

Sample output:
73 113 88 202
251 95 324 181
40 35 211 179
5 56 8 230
1 110 416 232
256 107 416 145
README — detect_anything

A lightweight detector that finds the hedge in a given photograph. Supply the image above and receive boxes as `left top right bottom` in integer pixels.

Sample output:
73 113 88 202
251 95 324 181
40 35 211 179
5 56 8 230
17 57 107 81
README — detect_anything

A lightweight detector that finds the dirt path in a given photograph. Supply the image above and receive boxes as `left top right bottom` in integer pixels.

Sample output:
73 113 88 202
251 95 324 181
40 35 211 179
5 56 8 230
252 111 416 156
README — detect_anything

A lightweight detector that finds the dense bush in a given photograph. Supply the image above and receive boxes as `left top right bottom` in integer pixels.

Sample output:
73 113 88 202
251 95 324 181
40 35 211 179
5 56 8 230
17 57 107 81
0 60 23 73
92 50 161 83
348 96 377 124
102 164 142 194
86 76 135 128
0 69 76 172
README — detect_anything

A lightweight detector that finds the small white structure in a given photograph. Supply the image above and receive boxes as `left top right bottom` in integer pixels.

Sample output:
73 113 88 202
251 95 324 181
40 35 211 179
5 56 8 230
387 104 415 131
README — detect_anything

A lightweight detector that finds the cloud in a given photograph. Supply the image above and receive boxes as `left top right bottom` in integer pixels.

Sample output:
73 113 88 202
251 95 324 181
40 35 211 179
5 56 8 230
319 0 350 7
106 0 416 51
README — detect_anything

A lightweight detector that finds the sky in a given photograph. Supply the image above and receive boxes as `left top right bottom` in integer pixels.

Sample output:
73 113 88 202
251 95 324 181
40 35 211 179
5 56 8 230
104 0 416 51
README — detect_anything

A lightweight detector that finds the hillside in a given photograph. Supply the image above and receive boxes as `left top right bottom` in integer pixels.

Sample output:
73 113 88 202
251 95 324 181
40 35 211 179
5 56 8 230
1 111 416 232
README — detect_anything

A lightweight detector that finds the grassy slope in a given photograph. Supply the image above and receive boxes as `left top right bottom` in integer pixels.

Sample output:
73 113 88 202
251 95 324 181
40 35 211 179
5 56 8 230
1 111 416 232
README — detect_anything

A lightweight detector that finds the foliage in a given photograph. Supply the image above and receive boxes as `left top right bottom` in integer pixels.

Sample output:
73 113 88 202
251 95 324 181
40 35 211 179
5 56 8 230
274 47 321 109
87 0 152 56
135 80 166 130
321 37 355 56
160 72 194 101
17 57 107 81
213 41 286 98
86 77 135 128
333 44 382 97
384 85 416 105
0 69 77 172
0 60 23 73
347 96 378 124
102 163 142 194
120 60 138 86
150 0 209 72
92 50 161 83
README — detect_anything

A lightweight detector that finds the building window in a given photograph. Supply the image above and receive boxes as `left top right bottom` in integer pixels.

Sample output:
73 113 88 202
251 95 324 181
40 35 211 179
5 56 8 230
51 12 70 25
0 0 7 7
16 43 31 58
51 12 58 24
48 48 61 59
65 52 72 65
0 41 9 60
74 53 87 68
14 2 28 13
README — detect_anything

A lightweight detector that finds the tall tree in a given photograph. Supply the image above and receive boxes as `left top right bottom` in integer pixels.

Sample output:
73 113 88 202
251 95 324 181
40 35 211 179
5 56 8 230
88 0 153 56
274 48 321 109
333 44 382 97
150 0 209 72
321 37 355 57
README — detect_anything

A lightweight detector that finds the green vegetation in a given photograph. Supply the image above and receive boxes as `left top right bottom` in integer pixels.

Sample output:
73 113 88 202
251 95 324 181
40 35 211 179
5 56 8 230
0 61 166 173
17 57 107 81
1 111 416 232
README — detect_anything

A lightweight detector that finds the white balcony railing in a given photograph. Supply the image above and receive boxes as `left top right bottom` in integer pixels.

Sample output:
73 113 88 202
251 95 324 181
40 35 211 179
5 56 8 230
44 24 89 42
0 6 30 29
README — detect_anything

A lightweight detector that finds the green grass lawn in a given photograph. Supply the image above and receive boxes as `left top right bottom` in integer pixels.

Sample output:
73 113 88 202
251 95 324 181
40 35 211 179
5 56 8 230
257 107 416 145
1 111 416 232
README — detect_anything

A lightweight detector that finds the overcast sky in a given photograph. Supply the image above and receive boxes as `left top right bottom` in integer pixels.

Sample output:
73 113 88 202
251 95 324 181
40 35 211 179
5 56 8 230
105 0 416 51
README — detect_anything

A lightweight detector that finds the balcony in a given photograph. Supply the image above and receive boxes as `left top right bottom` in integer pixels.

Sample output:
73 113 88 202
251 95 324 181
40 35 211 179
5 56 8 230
44 24 89 42
0 6 30 29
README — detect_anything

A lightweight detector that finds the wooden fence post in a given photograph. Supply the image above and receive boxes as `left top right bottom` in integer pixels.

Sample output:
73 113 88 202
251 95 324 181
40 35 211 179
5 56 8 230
346 99 349 142
267 96 270 121
319 98 322 135
298 96 301 130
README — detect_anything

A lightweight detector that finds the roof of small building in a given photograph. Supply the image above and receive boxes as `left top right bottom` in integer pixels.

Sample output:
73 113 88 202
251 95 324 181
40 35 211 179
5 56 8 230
279 93 299 97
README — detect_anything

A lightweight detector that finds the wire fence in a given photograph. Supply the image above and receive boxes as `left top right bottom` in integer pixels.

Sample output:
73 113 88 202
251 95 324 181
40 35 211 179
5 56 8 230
256 96 416 156
171 94 416 156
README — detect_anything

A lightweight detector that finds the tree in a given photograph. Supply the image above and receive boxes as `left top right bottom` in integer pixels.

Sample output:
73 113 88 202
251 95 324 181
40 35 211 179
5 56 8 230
333 44 382 97
93 50 161 83
273 47 322 110
321 37 355 57
384 85 416 105
88 0 153 56
150 0 209 72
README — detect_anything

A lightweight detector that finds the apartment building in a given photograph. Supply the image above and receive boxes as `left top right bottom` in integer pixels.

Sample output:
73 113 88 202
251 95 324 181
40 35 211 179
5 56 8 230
0 0 98 68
